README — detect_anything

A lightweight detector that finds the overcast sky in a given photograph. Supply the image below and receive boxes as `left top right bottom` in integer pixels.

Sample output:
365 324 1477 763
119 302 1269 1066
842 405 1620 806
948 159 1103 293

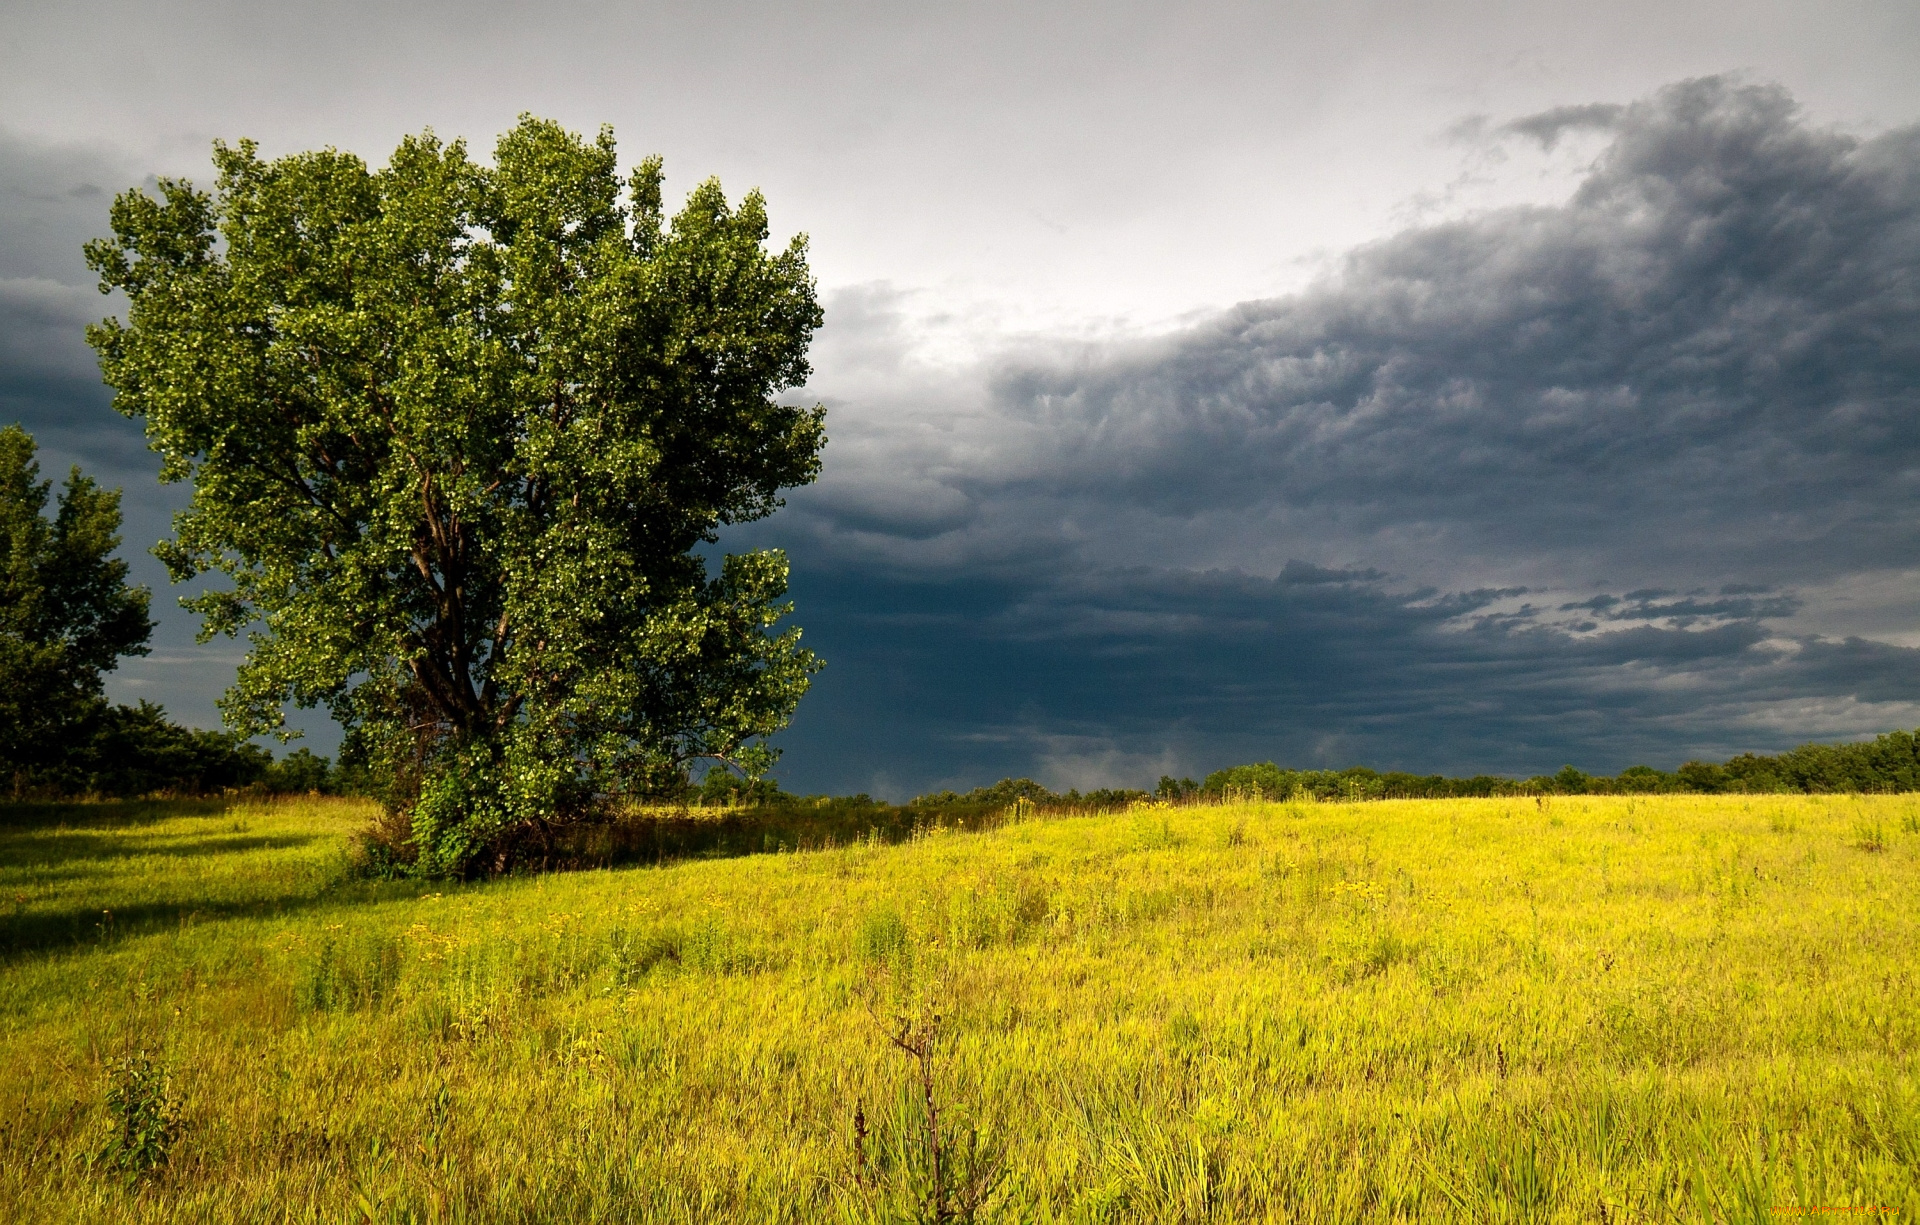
4 1 1920 796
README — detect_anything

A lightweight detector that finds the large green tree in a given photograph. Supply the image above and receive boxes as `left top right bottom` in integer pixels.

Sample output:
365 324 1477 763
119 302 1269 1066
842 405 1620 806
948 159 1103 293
85 117 825 874
0 425 153 786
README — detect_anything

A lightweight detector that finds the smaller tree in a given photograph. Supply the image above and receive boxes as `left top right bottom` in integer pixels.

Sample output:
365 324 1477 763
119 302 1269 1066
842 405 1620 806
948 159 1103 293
0 425 152 787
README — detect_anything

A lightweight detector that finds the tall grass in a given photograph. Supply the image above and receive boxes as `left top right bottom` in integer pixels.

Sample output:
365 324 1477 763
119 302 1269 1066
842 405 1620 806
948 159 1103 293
2 792 1917 1221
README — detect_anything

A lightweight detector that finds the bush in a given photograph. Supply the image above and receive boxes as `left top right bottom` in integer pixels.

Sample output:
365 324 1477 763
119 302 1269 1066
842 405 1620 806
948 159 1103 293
1156 775 1200 801
97 1051 178 1178
260 748 333 794
695 765 788 807
909 778 1148 813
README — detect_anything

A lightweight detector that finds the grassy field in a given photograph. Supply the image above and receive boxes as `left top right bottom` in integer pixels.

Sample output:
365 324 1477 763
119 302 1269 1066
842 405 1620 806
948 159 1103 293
2 793 1917 1222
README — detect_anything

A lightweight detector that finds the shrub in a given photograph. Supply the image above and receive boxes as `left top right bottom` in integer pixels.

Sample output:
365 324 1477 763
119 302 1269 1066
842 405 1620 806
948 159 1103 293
97 1051 178 1178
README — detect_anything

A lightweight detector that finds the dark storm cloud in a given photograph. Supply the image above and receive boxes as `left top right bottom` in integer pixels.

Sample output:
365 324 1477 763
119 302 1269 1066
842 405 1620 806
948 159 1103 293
759 77 1920 795
769 559 1920 795
935 77 1920 583
0 133 176 502
0 133 126 436
0 131 237 728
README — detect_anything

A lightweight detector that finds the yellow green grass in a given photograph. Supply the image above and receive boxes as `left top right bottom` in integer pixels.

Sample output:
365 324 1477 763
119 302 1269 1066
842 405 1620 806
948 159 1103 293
3 793 1918 1221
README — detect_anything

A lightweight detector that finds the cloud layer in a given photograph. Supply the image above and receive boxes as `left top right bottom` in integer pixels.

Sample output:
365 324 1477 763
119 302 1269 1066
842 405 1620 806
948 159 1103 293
0 133 240 724
755 77 1920 794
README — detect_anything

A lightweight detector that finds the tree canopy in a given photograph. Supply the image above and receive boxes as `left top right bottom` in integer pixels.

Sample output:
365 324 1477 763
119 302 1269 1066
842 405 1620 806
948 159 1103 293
85 116 825 873
0 425 152 785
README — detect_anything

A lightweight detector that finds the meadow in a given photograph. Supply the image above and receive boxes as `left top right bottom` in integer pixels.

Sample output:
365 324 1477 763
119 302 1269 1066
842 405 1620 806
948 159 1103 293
1 792 1917 1222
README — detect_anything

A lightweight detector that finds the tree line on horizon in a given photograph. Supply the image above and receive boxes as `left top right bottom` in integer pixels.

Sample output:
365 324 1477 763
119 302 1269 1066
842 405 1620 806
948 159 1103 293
875 727 1920 810
707 726 1920 812
1183 728 1920 801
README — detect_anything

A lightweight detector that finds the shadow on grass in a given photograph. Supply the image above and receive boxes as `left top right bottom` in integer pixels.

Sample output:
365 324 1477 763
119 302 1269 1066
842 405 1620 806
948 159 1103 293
377 798 1133 875
0 797 1103 960
0 885 406 964
0 831 324 871
0 798 238 831
549 801 1022 868
0 798 363 964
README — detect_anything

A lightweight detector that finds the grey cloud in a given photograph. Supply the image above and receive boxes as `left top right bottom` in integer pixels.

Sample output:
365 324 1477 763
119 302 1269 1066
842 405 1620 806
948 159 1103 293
0 131 138 442
752 76 1920 794
0 130 256 735
0 277 110 389
0 131 132 281
1557 590 1803 624
1502 102 1627 148
796 77 1920 592
767 556 1920 796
